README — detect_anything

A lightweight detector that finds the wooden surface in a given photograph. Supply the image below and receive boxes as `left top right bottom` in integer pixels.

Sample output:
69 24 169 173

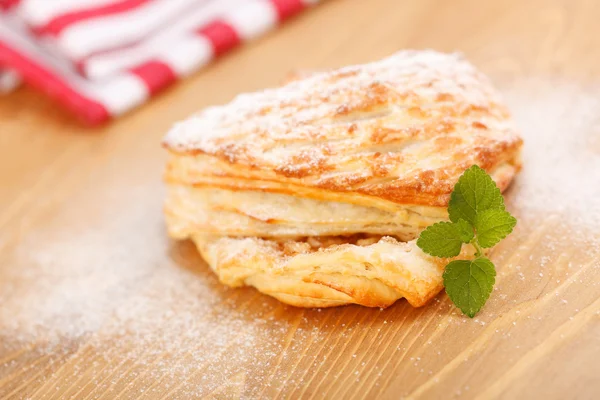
1 0 600 398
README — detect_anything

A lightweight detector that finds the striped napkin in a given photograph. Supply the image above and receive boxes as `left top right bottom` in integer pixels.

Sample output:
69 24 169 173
0 0 319 125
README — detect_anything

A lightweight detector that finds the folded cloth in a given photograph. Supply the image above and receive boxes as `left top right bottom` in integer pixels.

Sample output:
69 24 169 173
0 0 319 124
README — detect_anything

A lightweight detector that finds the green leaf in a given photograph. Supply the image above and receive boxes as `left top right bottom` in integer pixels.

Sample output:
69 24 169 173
443 257 496 318
456 219 475 243
474 209 517 248
448 165 504 225
413 165 517 317
417 221 470 258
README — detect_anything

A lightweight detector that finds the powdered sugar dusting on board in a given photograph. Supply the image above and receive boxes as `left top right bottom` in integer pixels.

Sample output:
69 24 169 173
0 186 327 398
504 78 600 226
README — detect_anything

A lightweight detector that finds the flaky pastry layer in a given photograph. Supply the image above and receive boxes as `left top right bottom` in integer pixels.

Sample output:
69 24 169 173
193 235 474 308
165 186 447 239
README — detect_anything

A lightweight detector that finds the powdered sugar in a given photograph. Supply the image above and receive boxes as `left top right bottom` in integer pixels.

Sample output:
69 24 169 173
0 185 327 397
504 78 600 226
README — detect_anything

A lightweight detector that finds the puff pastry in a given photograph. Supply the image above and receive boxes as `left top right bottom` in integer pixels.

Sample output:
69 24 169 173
163 50 522 308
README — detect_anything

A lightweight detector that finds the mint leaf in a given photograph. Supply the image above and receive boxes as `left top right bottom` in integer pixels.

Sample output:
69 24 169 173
417 222 469 258
443 257 496 318
448 165 504 225
456 219 474 243
415 164 516 317
474 209 517 248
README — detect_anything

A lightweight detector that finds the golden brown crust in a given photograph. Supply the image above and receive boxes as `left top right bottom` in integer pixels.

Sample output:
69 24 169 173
163 50 522 208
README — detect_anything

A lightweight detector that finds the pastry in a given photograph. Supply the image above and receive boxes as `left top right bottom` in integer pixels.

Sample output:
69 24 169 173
163 50 522 308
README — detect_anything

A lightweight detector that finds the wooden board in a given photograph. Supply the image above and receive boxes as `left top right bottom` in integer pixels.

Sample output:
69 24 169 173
1 0 600 398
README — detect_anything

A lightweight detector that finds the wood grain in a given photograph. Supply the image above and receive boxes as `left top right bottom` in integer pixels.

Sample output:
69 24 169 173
1 0 600 399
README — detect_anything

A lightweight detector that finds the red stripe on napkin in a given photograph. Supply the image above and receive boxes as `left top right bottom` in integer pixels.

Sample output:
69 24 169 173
198 20 241 57
0 0 21 11
271 0 305 21
130 60 177 95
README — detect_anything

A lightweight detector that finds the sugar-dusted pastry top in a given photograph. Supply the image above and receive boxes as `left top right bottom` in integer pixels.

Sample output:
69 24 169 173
163 50 522 207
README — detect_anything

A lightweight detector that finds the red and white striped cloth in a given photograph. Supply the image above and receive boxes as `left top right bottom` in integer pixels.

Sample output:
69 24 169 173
0 0 320 124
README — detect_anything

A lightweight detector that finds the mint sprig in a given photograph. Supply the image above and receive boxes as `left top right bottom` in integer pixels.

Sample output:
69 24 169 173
417 165 517 317
443 258 496 317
